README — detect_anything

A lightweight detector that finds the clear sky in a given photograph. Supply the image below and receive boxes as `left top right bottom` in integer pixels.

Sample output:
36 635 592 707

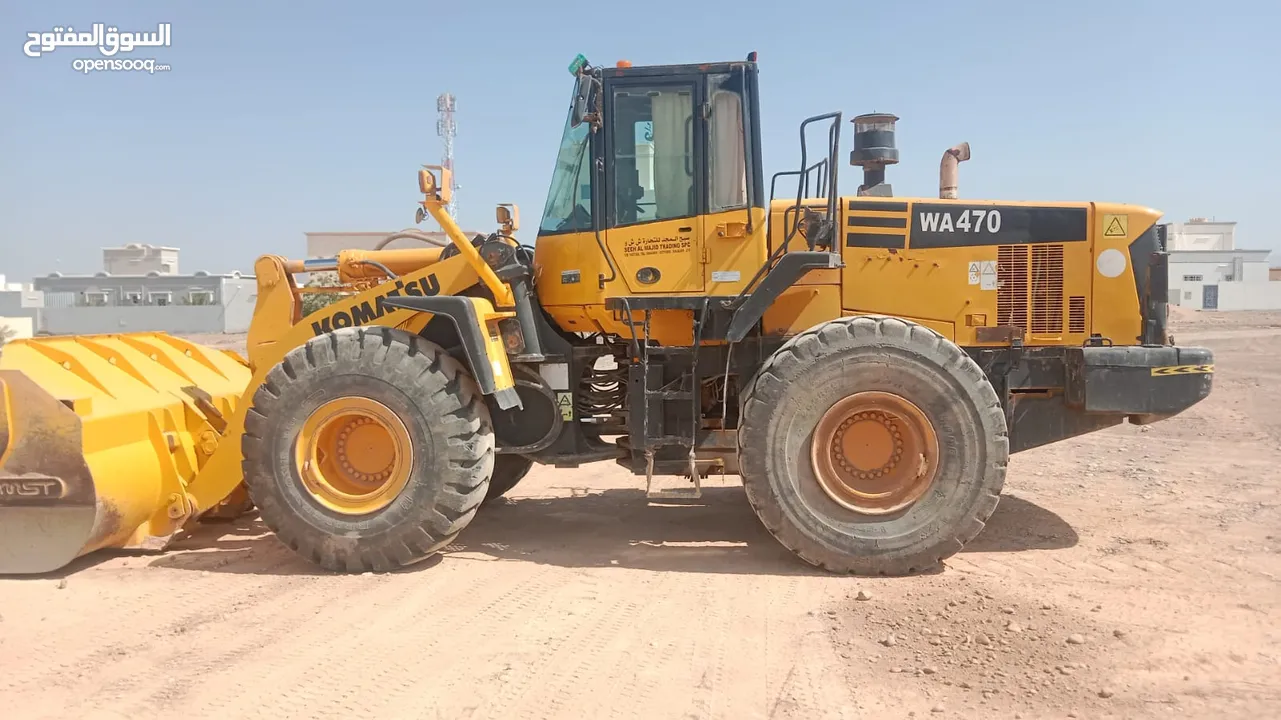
2 0 1277 280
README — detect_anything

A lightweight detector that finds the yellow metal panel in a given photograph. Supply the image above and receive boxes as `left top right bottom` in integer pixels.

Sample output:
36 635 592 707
1090 203 1157 345
473 297 518 387
836 196 1149 348
532 230 613 307
702 208 768 295
841 246 967 334
583 305 695 347
0 333 251 573
762 285 841 336
605 217 705 294
542 305 602 334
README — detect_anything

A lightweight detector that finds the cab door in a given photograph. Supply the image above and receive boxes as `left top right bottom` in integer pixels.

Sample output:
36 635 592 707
603 77 706 294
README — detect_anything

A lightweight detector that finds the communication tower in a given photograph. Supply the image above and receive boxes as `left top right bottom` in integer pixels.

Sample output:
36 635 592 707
436 93 458 218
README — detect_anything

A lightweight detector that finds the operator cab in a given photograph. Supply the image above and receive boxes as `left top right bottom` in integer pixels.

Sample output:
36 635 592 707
533 54 774 301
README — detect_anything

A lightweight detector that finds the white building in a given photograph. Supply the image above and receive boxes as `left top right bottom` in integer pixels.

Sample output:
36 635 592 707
102 244 180 276
1162 218 1280 310
0 273 44 337
0 274 31 292
1168 249 1279 310
1164 218 1235 251
33 270 256 334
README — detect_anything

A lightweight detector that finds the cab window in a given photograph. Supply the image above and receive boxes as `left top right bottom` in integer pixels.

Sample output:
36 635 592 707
539 108 594 234
610 85 695 226
707 73 747 213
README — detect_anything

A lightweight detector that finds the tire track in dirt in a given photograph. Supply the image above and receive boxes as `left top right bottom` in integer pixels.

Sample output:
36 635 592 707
759 576 850 720
349 561 572 720
471 572 658 720
692 575 733 719
516 583 650 720
25 573 319 717
80 574 404 719
233 562 558 720
0 554 302 699
449 572 626 719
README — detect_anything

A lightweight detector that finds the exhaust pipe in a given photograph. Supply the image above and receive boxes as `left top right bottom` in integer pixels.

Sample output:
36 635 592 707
939 142 971 199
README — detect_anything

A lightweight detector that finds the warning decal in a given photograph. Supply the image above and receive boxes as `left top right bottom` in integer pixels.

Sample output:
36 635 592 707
968 260 997 290
1150 364 1214 377
557 392 574 420
1103 214 1128 238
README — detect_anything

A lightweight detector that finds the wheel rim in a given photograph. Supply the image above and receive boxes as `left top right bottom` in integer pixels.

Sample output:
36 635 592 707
809 391 940 515
294 397 414 516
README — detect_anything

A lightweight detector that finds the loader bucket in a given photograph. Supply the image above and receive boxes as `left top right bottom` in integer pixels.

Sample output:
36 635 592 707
0 333 251 574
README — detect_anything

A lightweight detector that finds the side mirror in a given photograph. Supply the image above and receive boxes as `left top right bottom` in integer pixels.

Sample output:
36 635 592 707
496 203 520 234
571 74 596 128
418 165 452 204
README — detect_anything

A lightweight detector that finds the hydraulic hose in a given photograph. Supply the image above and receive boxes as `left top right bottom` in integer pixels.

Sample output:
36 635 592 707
373 229 451 251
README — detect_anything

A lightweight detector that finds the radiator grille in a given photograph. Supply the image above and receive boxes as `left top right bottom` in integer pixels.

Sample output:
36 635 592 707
1030 245 1065 334
1069 296 1086 333
997 245 1029 332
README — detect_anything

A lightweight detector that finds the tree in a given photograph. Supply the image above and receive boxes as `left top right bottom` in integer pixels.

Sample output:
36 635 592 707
300 271 348 317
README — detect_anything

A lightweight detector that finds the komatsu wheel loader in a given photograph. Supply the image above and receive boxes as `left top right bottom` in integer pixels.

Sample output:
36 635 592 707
0 53 1215 576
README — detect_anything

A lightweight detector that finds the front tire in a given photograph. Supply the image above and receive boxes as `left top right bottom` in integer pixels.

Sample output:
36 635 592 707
483 454 534 503
738 316 1008 576
241 326 493 573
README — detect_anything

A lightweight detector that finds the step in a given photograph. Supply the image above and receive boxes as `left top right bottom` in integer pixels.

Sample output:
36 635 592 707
645 486 703 501
643 435 695 448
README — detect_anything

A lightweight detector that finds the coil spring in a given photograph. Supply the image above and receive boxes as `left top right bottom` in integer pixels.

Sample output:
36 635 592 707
577 362 627 416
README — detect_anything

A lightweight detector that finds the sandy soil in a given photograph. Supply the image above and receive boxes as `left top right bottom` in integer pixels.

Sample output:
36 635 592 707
2 311 1279 720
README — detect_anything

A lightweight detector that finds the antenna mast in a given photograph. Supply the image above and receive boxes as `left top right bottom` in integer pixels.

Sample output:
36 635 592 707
436 93 458 218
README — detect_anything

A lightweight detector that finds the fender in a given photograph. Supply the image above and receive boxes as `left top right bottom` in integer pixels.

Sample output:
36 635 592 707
382 295 522 411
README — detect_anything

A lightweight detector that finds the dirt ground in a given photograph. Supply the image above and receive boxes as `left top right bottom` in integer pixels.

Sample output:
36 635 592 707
2 311 1279 720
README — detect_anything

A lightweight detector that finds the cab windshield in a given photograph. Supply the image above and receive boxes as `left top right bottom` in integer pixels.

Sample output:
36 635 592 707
538 106 593 234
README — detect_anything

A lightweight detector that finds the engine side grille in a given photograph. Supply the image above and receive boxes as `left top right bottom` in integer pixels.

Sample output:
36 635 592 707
997 245 1029 332
1030 244 1065 334
1069 296 1086 334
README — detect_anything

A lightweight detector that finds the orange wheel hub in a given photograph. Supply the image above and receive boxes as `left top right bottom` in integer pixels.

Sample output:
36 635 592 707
293 397 413 515
809 391 940 515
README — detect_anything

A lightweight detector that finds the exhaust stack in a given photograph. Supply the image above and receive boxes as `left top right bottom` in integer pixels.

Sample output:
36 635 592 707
939 142 971 199
850 113 899 197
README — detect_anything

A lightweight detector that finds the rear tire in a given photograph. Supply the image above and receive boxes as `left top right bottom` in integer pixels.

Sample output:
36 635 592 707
737 316 1008 576
483 454 534 503
241 326 493 573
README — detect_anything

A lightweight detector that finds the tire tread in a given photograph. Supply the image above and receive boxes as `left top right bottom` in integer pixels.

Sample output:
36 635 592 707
738 315 1008 576
240 325 492 573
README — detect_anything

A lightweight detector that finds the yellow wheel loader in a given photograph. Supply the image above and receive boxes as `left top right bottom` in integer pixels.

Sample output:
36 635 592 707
0 53 1215 576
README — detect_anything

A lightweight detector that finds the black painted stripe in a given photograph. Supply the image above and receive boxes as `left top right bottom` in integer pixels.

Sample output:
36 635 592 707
847 200 908 212
846 232 906 249
847 215 907 229
910 204 1088 248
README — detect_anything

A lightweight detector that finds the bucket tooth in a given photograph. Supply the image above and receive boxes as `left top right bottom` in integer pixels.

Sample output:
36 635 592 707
0 332 252 575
